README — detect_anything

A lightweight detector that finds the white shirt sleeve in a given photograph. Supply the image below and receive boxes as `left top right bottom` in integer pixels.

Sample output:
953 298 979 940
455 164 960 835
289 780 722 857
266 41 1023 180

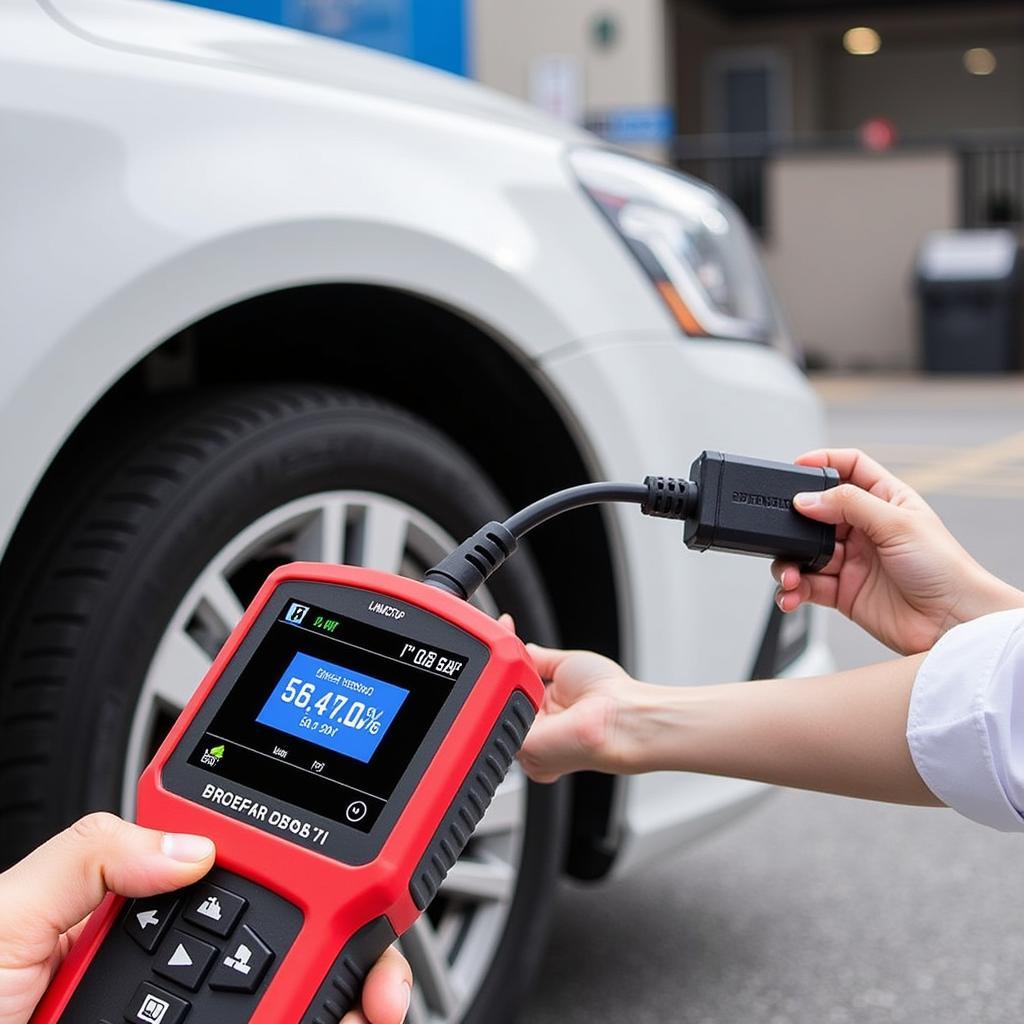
908 607 1024 831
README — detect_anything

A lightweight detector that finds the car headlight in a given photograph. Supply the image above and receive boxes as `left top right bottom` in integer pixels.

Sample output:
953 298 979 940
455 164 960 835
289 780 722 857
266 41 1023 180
570 148 796 356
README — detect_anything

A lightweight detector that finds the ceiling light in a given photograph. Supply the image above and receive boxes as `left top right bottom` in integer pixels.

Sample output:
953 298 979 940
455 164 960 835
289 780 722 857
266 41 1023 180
964 47 997 76
843 26 881 56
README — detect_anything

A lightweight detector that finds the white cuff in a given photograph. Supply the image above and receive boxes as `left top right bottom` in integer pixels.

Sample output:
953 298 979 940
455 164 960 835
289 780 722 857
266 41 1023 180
908 608 1024 832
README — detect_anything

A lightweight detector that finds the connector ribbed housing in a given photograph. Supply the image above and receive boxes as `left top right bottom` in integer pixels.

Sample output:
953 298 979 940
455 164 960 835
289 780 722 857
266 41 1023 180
423 521 518 599
641 476 697 520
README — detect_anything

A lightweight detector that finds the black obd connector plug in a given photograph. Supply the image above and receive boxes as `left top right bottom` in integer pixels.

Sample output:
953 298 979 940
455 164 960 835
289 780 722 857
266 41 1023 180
672 451 839 571
424 451 839 601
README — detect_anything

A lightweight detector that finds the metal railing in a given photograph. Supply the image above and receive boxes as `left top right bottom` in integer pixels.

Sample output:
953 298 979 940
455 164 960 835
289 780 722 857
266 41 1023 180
672 132 1024 238
959 138 1024 228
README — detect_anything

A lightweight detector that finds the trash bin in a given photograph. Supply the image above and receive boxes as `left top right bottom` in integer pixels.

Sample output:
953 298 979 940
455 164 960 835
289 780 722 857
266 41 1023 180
915 229 1023 373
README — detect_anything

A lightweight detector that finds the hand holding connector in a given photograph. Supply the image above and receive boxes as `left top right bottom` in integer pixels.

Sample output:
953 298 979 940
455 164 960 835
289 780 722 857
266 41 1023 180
772 448 1024 655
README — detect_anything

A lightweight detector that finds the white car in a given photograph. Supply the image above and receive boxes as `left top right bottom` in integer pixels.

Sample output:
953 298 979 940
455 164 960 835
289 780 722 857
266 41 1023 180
0 2 832 1022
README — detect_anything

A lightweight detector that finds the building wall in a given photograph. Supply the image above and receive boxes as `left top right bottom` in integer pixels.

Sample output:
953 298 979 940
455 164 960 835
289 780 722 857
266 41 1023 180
670 2 1024 137
828 41 1024 135
472 0 670 155
761 150 959 370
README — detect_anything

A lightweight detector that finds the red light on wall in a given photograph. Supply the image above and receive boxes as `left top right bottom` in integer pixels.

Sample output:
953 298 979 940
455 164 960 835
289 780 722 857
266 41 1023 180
860 117 897 152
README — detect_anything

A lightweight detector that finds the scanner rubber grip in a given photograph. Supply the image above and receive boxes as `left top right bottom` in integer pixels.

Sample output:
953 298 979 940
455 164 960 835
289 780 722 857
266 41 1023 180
300 917 398 1024
409 691 535 910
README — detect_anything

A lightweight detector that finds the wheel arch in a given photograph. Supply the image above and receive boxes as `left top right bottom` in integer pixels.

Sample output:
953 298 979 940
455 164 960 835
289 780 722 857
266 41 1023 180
0 281 628 880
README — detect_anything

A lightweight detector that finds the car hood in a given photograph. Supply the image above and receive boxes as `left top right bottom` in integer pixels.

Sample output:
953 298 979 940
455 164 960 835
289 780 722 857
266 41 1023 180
44 0 590 142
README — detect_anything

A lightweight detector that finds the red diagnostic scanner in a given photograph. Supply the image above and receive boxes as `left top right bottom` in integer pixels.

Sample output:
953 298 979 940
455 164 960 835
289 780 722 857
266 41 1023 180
32 563 543 1024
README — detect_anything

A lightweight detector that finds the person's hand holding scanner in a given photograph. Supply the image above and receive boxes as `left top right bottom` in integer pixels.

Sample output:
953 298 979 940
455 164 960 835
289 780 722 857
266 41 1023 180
773 448 1024 654
0 813 412 1024
510 640 638 784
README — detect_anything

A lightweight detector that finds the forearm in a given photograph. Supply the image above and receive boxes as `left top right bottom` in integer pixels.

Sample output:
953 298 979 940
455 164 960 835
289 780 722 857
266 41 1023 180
618 655 941 806
953 568 1024 628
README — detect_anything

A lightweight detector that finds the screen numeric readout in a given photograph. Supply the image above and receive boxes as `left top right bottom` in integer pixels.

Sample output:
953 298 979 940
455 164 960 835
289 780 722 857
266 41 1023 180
256 652 409 763
396 642 465 678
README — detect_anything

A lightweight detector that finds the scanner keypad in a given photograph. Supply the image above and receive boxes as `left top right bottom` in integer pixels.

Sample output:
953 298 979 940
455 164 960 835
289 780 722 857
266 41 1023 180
58 868 302 1024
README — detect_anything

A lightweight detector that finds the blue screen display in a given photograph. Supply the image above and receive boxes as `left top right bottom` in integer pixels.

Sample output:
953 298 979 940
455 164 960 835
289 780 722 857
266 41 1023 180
256 652 410 763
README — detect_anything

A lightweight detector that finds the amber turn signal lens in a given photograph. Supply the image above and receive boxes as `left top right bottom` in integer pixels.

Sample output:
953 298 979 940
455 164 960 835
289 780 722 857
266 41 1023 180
655 281 707 336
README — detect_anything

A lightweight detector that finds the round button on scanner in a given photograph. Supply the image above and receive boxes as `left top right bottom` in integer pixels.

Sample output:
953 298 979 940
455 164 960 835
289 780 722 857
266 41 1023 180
345 800 368 823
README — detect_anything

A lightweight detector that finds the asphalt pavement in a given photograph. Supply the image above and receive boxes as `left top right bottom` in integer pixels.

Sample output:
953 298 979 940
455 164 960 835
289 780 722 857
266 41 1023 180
523 376 1024 1024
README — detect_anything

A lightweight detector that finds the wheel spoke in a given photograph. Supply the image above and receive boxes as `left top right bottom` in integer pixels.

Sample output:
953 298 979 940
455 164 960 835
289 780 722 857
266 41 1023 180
361 502 409 573
146 629 212 709
199 572 245 634
440 856 515 904
400 917 460 1018
293 502 345 564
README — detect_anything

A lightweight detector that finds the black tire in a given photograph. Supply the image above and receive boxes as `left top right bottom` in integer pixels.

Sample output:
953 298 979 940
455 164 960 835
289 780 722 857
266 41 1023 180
0 384 565 1024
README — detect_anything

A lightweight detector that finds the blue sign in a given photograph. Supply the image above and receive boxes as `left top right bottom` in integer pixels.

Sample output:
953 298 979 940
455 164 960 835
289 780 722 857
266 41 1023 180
586 106 676 145
257 652 409 763
183 0 468 76
287 0 411 57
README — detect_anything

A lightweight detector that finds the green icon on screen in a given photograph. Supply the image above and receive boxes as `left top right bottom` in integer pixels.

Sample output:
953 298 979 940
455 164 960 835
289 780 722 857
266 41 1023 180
200 744 225 768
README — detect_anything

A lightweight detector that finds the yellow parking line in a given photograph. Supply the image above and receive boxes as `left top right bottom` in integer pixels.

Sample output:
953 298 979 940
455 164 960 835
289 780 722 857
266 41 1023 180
811 379 883 404
965 474 1024 486
901 431 1024 494
939 474 1024 494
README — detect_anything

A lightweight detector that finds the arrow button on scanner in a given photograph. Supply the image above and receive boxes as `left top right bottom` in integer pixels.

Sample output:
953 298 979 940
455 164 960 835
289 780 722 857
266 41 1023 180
154 929 219 991
124 894 180 952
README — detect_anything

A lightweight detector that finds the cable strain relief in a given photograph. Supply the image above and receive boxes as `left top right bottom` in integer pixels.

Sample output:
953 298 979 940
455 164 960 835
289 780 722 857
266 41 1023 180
423 522 519 601
641 475 697 520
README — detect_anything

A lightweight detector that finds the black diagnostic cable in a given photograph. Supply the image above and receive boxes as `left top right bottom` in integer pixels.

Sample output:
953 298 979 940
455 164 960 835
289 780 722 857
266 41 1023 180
503 481 652 537
424 450 840 601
